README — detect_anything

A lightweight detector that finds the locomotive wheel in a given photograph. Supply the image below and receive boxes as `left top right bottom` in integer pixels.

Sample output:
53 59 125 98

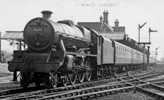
68 73 77 85
33 73 41 87
97 68 103 79
78 72 85 83
84 58 92 81
85 71 92 81
35 81 41 87
20 72 30 88
47 73 58 88
105 66 109 76
62 75 69 86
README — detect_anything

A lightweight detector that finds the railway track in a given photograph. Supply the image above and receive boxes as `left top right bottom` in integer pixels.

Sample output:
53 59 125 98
0 82 19 91
3 70 161 100
0 86 46 99
7 79 134 100
2 68 150 99
0 69 161 100
0 70 142 98
136 83 164 100
38 72 164 100
30 75 153 100
120 73 164 100
0 74 125 99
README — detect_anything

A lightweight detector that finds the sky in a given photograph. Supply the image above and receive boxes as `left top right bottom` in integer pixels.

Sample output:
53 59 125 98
0 0 163 60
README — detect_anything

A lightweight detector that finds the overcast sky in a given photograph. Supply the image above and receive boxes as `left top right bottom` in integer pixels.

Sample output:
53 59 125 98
0 0 163 59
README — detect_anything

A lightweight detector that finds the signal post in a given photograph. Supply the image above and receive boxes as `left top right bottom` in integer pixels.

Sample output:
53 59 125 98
138 24 157 67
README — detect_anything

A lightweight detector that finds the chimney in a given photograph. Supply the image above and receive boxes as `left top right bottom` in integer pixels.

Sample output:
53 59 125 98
41 10 53 19
100 16 103 23
103 10 108 24
114 19 119 27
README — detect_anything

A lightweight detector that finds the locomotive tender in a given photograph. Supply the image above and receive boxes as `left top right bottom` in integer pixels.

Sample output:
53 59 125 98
8 10 148 88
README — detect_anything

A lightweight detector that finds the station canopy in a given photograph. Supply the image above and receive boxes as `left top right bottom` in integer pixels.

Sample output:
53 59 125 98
2 31 23 41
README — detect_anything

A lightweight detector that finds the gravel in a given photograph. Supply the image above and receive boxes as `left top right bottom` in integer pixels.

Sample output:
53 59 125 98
91 92 154 100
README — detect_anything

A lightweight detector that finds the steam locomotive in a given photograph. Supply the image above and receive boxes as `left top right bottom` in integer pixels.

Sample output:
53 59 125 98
8 10 149 88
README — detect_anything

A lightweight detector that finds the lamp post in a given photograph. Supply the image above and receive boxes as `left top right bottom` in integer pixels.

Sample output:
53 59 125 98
138 22 147 43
